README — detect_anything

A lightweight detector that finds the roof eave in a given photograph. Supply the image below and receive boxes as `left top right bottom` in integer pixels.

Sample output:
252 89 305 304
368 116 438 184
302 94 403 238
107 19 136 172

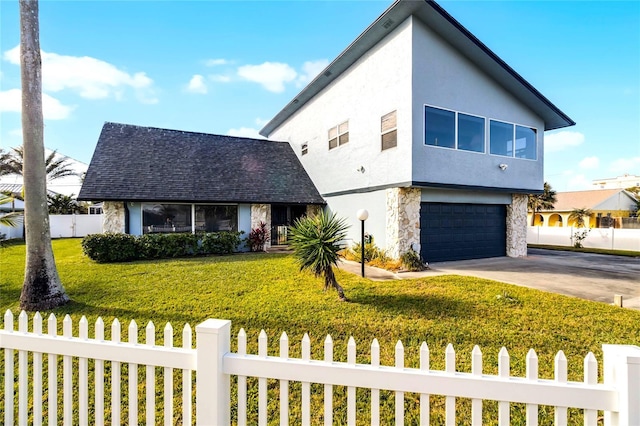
260 0 575 137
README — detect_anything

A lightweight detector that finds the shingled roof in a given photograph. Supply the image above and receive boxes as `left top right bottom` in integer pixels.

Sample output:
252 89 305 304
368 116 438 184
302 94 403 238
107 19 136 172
78 122 324 205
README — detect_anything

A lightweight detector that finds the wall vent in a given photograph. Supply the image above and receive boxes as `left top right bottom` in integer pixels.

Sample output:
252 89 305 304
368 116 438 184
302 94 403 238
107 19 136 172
383 19 394 29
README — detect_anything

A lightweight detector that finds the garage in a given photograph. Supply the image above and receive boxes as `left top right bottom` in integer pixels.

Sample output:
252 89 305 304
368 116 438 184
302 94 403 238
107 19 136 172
420 202 506 262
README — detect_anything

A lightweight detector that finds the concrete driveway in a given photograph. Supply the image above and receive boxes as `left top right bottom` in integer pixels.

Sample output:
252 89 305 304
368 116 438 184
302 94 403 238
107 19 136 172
338 249 640 309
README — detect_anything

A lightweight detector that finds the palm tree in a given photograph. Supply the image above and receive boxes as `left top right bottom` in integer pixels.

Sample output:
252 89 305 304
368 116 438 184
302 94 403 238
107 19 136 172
0 193 22 227
569 208 592 228
528 182 557 226
288 211 349 301
0 148 15 177
4 146 78 181
19 0 69 311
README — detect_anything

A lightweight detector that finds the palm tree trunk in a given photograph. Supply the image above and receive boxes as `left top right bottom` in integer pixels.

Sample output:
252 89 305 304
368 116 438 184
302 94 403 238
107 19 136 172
19 0 69 311
324 267 346 301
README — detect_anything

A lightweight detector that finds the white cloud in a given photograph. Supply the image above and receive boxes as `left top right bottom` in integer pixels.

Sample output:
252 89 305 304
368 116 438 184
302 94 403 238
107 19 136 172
4 45 157 103
567 174 592 190
609 157 640 174
544 131 585 153
237 62 297 93
209 74 232 83
205 58 229 67
226 127 265 139
0 88 74 120
255 117 269 127
186 74 208 94
296 59 329 87
579 156 600 170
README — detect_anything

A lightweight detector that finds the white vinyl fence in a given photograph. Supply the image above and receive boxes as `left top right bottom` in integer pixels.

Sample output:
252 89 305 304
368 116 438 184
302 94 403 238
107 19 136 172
527 226 640 252
50 214 103 238
2 311 639 425
0 216 24 240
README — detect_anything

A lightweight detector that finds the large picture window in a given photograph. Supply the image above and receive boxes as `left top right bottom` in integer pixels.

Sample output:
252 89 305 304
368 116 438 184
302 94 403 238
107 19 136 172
458 113 485 153
143 203 238 234
425 106 455 148
515 125 537 160
490 120 514 157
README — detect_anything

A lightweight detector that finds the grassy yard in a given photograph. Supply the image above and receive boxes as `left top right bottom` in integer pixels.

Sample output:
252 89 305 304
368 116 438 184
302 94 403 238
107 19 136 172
2 239 639 424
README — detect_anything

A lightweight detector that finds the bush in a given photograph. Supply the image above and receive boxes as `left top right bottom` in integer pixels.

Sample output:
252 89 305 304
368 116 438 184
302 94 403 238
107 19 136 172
400 249 427 271
82 231 244 262
248 221 269 252
200 231 243 255
81 233 140 263
348 242 387 263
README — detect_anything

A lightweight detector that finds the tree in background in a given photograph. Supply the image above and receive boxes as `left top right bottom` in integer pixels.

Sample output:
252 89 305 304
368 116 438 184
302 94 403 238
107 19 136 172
528 182 557 226
19 0 69 311
47 193 86 215
3 146 78 181
288 211 349 301
568 208 593 228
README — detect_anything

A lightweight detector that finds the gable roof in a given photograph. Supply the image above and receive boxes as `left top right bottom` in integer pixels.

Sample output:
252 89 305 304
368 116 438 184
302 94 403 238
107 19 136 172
260 0 574 137
78 122 324 205
547 189 637 212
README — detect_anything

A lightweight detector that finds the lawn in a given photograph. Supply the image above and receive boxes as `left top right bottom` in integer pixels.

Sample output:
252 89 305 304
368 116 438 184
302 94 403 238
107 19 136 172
2 238 639 424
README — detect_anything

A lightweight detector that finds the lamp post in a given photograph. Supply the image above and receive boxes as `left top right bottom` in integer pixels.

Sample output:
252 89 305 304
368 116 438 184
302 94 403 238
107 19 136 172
356 209 369 277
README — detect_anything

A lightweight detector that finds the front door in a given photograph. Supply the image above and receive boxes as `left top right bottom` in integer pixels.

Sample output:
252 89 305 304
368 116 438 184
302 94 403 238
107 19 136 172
271 205 306 245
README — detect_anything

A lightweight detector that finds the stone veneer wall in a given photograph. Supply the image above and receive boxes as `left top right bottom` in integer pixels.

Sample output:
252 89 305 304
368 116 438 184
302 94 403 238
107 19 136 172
102 201 126 234
250 204 271 249
385 187 421 259
506 194 528 257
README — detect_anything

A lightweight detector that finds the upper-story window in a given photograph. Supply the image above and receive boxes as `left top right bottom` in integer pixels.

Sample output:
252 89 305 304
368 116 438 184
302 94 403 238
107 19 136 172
301 142 308 156
424 105 484 152
490 120 537 160
381 110 397 151
329 121 349 150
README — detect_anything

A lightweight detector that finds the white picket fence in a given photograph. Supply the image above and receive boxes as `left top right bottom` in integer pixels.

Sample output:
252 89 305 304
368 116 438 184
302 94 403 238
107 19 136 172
2 311 639 425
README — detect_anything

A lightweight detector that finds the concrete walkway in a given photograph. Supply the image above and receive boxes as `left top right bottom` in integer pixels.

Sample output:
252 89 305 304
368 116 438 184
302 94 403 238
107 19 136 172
336 249 640 310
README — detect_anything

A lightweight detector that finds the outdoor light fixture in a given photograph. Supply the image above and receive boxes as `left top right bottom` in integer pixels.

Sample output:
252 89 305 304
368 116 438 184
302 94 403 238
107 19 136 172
356 209 369 277
499 163 508 171
356 165 366 173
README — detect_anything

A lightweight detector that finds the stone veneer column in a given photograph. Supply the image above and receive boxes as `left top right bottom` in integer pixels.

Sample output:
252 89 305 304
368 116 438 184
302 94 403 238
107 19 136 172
385 187 421 259
250 204 271 249
506 194 528 257
102 201 126 233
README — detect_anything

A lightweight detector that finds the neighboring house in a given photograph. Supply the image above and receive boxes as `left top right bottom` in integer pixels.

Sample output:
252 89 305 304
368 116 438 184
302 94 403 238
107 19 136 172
259 0 574 262
78 123 324 247
529 189 639 228
592 174 640 190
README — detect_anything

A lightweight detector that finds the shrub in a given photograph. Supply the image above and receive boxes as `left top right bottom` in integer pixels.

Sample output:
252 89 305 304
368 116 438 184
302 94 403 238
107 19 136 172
348 242 387 263
201 231 243 255
248 221 269 252
400 249 427 271
138 233 199 258
81 233 140 263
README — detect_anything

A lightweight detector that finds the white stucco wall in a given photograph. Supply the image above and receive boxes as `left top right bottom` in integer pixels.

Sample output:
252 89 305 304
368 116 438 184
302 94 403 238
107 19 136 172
269 17 414 196
324 190 388 250
411 19 545 192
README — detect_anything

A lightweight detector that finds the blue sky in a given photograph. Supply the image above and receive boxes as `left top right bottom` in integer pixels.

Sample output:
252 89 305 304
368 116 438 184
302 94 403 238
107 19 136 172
1 0 638 193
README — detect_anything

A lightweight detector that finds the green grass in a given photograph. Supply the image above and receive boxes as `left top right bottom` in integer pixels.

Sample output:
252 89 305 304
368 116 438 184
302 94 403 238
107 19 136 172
2 239 640 424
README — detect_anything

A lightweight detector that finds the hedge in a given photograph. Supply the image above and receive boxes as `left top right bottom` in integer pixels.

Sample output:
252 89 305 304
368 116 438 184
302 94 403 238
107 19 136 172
81 231 243 263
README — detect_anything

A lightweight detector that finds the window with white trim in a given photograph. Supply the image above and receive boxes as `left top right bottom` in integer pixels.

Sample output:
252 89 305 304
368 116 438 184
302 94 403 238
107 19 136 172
490 120 537 160
328 121 349 150
424 105 485 152
381 110 397 150
301 142 308 156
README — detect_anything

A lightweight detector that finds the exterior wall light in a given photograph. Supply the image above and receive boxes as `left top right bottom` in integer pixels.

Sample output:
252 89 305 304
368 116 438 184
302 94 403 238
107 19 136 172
499 164 508 171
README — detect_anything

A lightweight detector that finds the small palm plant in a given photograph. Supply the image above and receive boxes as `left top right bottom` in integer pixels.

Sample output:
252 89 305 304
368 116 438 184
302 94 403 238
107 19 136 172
288 211 349 301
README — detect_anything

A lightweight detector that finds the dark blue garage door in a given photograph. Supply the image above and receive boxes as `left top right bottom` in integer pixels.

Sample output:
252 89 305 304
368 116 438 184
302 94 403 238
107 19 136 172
420 203 506 262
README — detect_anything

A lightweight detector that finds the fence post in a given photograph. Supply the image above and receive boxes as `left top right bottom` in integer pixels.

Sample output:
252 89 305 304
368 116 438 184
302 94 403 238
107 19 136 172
603 344 640 425
196 319 231 426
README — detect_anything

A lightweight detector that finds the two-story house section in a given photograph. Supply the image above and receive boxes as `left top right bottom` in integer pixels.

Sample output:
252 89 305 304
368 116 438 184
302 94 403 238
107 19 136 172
260 0 574 263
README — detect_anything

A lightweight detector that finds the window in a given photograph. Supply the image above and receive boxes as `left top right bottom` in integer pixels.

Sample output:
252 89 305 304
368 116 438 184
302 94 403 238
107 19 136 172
142 203 238 234
490 120 514 157
425 106 455 148
381 110 397 150
195 205 238 232
143 204 192 233
515 125 536 160
458 113 485 153
328 121 349 150
301 142 308 156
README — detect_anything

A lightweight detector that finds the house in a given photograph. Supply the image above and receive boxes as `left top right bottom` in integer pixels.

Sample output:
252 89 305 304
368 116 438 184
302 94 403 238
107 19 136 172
529 189 639 228
77 123 324 247
592 174 640 190
259 0 574 262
